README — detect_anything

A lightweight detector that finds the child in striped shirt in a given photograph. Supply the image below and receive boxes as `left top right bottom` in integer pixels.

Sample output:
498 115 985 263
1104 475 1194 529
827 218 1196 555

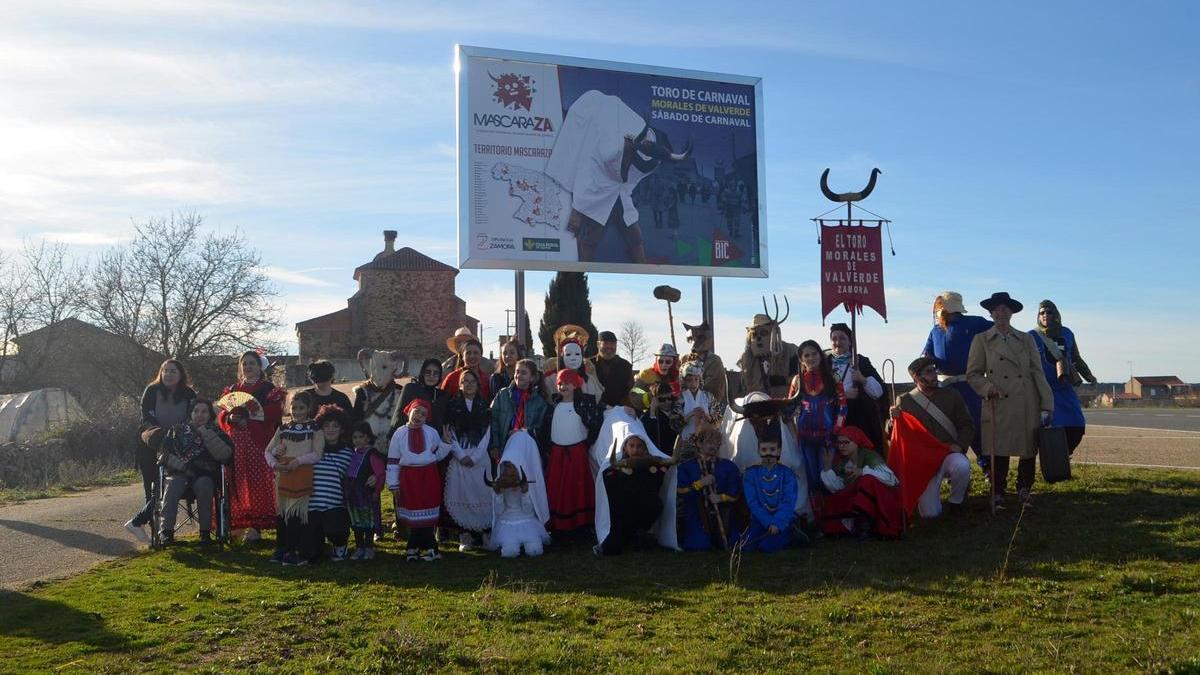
307 404 355 563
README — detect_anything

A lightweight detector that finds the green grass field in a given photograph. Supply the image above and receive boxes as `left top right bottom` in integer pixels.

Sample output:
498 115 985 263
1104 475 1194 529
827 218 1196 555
3 465 1198 673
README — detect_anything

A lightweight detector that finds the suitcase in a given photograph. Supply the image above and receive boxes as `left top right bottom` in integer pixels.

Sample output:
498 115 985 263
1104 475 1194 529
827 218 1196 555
1037 425 1072 483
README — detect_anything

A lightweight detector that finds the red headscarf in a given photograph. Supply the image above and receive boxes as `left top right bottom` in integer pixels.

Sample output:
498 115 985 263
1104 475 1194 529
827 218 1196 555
556 368 584 390
403 398 431 454
837 425 875 449
404 398 431 421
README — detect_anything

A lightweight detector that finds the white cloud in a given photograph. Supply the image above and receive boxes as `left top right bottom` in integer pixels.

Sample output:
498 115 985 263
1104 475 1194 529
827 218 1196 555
261 266 336 288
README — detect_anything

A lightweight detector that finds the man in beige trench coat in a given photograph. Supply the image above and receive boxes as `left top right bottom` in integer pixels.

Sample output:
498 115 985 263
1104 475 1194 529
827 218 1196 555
966 292 1054 510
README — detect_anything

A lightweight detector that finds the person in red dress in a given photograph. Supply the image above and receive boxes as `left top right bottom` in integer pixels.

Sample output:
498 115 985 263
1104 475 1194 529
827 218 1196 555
386 399 453 562
217 350 284 540
541 369 603 540
814 425 904 539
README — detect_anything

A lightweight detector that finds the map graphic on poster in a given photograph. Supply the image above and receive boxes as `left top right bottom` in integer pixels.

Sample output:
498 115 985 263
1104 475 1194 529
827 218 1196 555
457 45 767 278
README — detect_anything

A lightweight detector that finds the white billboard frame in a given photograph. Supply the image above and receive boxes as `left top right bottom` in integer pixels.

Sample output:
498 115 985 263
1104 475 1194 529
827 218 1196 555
455 44 768 279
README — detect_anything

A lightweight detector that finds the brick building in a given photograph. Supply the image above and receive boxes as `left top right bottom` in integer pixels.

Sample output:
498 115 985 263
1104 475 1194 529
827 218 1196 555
295 231 477 364
1126 375 1189 400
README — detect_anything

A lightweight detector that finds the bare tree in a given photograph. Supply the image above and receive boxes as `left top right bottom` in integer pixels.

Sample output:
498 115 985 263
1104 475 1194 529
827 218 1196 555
84 212 280 360
619 320 647 368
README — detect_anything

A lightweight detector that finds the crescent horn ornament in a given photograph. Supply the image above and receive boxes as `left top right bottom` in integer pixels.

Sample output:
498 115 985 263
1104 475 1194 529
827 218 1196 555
820 168 882 203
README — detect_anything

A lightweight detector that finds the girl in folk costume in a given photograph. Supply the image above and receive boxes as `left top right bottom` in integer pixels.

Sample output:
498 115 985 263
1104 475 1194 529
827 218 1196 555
489 339 525 402
443 370 494 551
263 391 325 565
386 399 453 562
217 350 285 540
441 336 492 401
816 426 903 539
788 340 848 492
827 323 887 453
489 358 549 463
541 368 603 537
488 432 551 558
307 405 355 563
344 421 385 560
542 325 604 400
391 358 449 537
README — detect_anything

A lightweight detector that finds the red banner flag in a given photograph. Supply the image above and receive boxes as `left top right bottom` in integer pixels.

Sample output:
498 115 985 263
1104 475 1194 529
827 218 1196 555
820 222 887 321
887 411 950 517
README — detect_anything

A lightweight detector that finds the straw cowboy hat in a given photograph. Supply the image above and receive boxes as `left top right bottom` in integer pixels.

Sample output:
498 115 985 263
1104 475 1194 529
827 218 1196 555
445 326 479 354
938 291 968 315
746 314 775 330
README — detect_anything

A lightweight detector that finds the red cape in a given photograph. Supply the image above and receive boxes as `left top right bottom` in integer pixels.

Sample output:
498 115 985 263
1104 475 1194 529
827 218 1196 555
887 411 949 517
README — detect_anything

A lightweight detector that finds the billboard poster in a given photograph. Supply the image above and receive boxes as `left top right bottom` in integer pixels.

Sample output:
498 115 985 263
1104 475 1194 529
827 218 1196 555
457 45 767 278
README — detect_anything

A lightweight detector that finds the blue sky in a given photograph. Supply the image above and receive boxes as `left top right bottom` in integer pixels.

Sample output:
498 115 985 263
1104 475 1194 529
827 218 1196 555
2 1 1197 380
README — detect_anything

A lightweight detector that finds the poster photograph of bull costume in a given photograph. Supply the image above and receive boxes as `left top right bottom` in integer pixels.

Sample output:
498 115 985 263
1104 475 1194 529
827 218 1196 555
457 45 766 277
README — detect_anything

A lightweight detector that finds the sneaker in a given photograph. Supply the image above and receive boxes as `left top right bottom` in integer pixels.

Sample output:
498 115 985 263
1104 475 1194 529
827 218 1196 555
331 546 348 562
124 519 150 544
281 552 300 566
1017 489 1034 508
269 550 286 564
405 548 419 562
458 531 475 552
419 548 441 562
243 528 261 543
362 547 376 561
160 531 175 547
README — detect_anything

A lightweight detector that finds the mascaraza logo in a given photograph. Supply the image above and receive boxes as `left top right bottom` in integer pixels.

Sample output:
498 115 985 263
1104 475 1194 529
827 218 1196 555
490 72 535 111
476 71 554 132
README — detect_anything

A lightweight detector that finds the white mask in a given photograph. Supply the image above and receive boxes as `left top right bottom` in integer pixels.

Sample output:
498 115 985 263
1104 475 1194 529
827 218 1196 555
561 342 584 370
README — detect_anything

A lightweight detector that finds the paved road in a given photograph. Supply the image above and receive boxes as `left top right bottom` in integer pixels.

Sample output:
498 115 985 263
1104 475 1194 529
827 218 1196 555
1085 408 1200 432
0 482 145 590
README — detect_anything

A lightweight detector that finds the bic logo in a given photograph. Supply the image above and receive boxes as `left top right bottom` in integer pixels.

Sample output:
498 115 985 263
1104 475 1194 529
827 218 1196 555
713 239 731 261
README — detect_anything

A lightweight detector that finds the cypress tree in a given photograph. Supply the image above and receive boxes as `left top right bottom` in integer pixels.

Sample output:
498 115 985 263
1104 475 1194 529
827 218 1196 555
538 272 599 357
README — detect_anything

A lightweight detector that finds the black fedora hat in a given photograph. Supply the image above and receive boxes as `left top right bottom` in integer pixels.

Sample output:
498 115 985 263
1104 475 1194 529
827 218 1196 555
980 291 1023 313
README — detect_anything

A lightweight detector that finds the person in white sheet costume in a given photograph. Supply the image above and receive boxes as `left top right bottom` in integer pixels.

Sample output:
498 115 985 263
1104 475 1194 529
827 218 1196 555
488 430 551 558
590 408 679 553
545 90 691 263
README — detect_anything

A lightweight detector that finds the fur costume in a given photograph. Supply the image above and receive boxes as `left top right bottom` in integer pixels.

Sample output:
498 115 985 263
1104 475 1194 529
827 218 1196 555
736 314 798 398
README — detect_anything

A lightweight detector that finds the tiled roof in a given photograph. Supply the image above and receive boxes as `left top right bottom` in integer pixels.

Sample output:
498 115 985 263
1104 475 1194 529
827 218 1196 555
354 247 457 277
296 307 351 330
1133 376 1186 386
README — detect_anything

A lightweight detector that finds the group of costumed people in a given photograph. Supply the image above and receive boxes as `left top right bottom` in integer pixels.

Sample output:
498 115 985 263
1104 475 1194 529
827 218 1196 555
124 288 1093 560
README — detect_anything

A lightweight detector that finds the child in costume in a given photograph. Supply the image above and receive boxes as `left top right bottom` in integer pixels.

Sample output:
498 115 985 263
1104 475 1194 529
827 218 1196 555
344 421 385 560
675 426 743 551
443 370 494 551
678 360 713 448
816 425 903 538
593 417 678 555
307 404 354 563
386 399 452 562
263 391 325 565
740 428 799 552
789 339 847 491
542 368 603 538
489 430 551 558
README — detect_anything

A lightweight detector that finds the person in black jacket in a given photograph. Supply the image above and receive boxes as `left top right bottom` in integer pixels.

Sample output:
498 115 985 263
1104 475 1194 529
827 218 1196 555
591 331 634 409
301 360 354 421
125 359 197 543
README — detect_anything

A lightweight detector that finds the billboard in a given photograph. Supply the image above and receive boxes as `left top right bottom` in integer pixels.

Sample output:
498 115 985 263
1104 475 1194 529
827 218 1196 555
456 45 767 278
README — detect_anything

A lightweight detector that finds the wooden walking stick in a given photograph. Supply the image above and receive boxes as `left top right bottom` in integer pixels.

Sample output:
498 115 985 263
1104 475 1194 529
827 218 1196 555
988 397 997 515
700 456 730 550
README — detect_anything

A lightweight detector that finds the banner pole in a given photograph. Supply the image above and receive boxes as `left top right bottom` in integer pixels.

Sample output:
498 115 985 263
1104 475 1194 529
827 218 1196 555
701 276 714 352
847 201 858 364
514 270 526 350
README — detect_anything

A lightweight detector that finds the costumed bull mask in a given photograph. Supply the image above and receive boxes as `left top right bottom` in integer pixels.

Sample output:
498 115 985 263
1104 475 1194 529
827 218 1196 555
357 348 406 389
726 369 802 438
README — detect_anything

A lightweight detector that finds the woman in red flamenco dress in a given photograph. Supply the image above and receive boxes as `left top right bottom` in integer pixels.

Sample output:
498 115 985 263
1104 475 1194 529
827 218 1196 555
217 351 284 540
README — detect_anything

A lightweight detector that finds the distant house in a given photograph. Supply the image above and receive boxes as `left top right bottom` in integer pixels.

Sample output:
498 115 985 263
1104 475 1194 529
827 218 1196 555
1097 391 1142 408
1126 376 1189 400
6 318 165 412
295 231 477 365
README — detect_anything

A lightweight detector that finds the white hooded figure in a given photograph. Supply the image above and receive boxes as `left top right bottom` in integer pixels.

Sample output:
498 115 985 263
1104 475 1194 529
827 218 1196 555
592 411 679 553
488 430 551 558
724 393 812 520
545 90 651 227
